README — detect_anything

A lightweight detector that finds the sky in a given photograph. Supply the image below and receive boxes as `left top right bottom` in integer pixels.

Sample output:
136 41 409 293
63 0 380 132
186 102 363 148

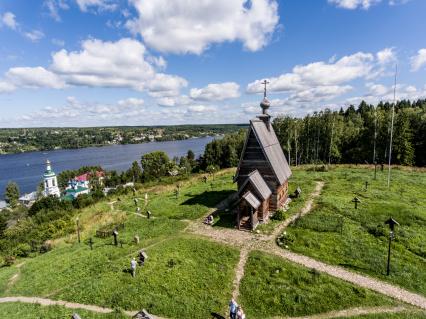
0 0 425 127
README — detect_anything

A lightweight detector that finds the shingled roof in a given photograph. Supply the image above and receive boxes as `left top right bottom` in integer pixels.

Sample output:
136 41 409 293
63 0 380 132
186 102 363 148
238 169 272 200
242 191 261 210
235 117 292 185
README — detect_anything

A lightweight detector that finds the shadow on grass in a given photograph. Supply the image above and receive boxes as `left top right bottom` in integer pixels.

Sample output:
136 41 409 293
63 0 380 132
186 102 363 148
213 210 236 229
181 190 235 208
338 263 372 273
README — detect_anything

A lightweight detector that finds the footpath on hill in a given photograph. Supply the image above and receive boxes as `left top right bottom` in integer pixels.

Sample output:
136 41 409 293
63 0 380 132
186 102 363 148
2 179 426 318
187 180 426 311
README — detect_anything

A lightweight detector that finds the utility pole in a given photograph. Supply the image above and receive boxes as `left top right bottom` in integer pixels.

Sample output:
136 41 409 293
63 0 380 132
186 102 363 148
295 126 298 166
373 106 378 180
387 65 397 188
329 115 335 165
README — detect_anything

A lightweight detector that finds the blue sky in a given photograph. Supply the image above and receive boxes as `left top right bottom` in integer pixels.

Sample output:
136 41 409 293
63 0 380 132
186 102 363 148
0 0 425 127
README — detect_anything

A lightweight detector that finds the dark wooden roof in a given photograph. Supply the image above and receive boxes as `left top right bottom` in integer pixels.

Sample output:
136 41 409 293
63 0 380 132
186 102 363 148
235 117 292 185
242 191 261 209
238 169 272 200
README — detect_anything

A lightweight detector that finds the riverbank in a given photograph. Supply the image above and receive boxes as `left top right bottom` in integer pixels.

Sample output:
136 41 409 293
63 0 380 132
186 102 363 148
0 137 215 198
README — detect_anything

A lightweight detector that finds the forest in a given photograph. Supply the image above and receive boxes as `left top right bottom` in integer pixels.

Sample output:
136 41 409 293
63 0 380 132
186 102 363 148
202 99 426 168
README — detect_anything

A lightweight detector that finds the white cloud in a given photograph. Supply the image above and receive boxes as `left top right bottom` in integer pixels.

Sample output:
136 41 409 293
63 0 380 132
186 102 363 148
76 0 117 12
24 30 45 42
44 0 69 21
0 38 187 95
126 0 279 54
1 12 18 30
411 49 426 72
328 0 380 9
187 105 217 113
329 0 410 9
247 51 379 96
50 38 187 93
377 48 396 64
190 82 240 101
117 97 144 107
291 85 353 103
0 81 15 93
156 96 192 107
347 83 426 105
246 50 396 107
6 67 66 89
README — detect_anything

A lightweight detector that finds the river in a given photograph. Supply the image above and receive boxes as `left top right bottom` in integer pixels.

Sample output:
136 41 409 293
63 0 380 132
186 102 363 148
0 136 215 198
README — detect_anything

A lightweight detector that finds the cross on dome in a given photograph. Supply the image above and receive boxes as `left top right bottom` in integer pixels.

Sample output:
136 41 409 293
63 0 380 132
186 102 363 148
261 79 270 98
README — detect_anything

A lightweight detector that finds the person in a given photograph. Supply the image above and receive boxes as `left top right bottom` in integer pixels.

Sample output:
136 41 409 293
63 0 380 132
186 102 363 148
229 299 238 319
130 257 137 277
236 306 245 319
138 250 145 266
204 214 214 225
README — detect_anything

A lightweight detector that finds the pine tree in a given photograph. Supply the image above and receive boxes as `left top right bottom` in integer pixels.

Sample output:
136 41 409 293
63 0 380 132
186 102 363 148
5 182 20 208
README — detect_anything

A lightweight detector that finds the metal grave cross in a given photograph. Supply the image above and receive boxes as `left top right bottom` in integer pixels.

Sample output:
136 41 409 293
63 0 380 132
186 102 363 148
352 197 361 209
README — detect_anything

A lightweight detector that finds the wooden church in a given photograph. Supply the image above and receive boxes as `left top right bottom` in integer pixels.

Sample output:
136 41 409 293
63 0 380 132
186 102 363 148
234 83 292 230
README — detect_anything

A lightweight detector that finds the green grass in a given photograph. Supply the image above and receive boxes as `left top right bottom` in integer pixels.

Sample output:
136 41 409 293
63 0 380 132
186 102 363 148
4 234 239 318
285 166 426 295
239 251 398 319
344 311 426 318
0 302 127 319
116 172 235 220
0 265 18 293
257 168 319 234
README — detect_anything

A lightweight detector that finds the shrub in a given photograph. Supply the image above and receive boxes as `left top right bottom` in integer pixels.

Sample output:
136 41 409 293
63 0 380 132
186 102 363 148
272 209 288 221
39 240 53 254
4 255 16 266
14 243 31 257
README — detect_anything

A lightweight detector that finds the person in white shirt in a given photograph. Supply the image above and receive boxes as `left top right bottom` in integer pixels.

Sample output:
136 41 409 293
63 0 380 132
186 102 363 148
130 258 137 277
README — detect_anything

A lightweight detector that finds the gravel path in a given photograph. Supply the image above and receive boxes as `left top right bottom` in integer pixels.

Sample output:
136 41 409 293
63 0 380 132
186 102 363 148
187 180 426 311
232 247 249 300
3 180 426 318
276 306 415 319
264 244 426 310
268 181 324 240
0 296 168 318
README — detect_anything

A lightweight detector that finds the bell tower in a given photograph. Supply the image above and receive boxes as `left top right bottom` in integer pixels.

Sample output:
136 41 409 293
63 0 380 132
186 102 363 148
43 159 60 197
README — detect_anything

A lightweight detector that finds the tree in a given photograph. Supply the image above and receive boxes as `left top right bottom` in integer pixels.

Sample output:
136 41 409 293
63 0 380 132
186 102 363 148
187 149 195 161
127 161 142 183
5 182 20 208
141 151 171 181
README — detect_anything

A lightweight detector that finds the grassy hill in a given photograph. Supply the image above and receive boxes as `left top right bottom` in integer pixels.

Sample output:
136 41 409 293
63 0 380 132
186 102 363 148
284 166 426 295
0 166 425 318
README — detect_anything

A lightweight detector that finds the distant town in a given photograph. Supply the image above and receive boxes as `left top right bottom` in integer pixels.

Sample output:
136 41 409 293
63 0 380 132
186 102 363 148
0 124 246 154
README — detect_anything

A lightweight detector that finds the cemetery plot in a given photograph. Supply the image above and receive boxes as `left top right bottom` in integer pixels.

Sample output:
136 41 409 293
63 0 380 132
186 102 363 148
0 303 128 319
239 251 399 319
284 167 426 296
53 237 239 319
5 217 185 297
115 171 235 220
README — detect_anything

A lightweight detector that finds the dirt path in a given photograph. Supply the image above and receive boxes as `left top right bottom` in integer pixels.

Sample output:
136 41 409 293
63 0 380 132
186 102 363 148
5 262 25 293
232 247 249 300
276 306 415 319
264 244 426 310
187 180 426 311
0 296 168 318
108 200 117 211
268 181 324 240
